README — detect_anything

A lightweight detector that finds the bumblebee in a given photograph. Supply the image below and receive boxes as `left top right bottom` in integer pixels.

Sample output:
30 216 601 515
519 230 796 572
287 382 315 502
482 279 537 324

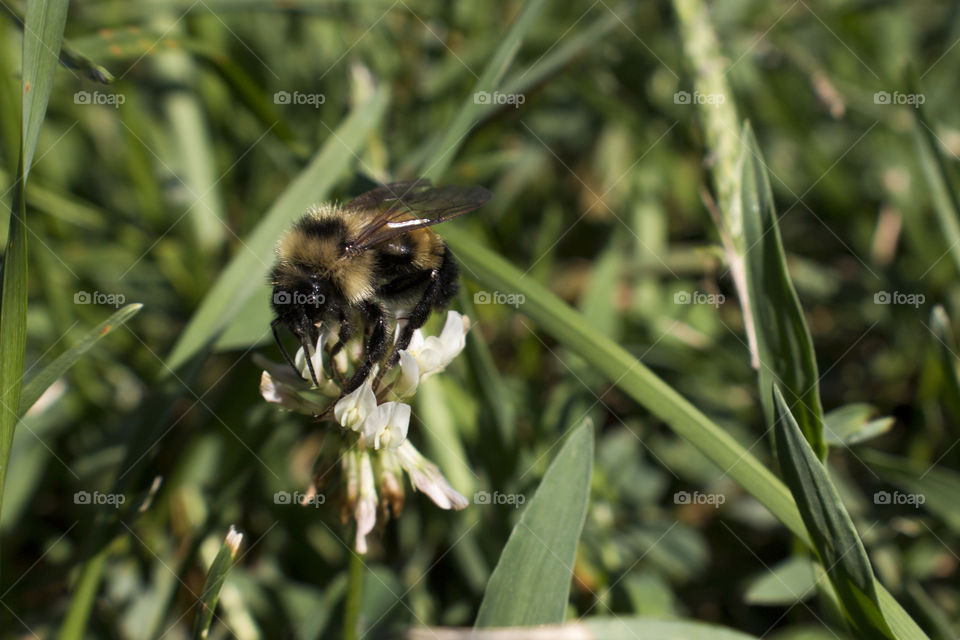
270 179 491 392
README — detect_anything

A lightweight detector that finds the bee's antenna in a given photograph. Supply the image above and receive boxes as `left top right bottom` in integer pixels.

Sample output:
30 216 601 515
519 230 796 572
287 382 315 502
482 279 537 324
271 318 301 378
298 314 322 388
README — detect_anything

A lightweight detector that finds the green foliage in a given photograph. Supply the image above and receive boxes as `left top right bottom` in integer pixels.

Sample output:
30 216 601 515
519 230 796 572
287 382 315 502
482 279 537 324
0 1 958 639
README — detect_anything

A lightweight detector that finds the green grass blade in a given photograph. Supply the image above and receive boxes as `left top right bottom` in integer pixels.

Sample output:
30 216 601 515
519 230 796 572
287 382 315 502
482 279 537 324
441 226 930 639
912 100 960 275
0 0 68 530
442 224 807 539
929 305 960 423
0 163 28 528
20 0 69 179
741 123 826 458
772 385 893 639
475 419 593 627
193 526 244 640
418 0 548 182
165 86 390 371
18 303 143 416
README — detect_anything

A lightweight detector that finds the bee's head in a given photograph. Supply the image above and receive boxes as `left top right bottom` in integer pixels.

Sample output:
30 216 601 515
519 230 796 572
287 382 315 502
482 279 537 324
271 267 342 336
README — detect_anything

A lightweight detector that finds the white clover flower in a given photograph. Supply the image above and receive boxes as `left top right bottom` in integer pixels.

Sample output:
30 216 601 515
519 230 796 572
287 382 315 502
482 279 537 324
354 450 377 554
260 310 472 553
334 378 378 431
396 311 470 397
393 440 468 510
361 402 410 450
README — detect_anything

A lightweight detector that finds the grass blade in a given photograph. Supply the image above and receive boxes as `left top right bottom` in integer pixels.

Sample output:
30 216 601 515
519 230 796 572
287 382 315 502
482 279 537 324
741 123 827 458
165 86 390 371
418 0 548 182
414 617 763 639
20 0 69 178
440 225 930 639
772 385 893 639
912 99 960 275
475 419 594 627
0 0 68 529
19 303 143 416
193 526 244 640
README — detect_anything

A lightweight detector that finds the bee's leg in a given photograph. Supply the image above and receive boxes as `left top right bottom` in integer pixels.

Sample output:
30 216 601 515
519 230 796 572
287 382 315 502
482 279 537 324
328 313 355 358
271 318 302 380
388 250 459 366
344 302 388 393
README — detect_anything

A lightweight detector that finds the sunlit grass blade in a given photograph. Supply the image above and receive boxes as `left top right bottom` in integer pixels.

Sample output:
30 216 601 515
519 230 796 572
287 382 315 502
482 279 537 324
165 86 390 371
823 404 894 447
772 385 893 639
193 525 244 640
741 123 826 458
744 556 817 606
19 303 143 416
475 419 593 627
0 0 69 530
415 617 763 639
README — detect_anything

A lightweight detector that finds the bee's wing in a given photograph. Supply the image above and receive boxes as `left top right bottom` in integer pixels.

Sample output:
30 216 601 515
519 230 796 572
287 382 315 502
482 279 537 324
347 183 491 252
341 179 433 213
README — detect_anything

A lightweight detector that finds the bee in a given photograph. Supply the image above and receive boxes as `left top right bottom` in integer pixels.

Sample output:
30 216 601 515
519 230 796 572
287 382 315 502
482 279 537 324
270 179 491 392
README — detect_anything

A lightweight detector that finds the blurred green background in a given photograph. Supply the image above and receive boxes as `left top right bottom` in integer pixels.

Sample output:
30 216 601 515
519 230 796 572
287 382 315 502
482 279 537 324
1 0 959 638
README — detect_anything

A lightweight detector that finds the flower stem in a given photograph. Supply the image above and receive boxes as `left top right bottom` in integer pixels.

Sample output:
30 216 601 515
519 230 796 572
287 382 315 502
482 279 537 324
343 546 365 640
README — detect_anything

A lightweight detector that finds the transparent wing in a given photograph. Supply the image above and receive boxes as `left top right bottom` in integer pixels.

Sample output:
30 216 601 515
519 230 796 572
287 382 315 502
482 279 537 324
346 181 491 252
